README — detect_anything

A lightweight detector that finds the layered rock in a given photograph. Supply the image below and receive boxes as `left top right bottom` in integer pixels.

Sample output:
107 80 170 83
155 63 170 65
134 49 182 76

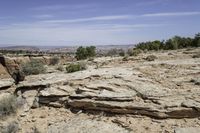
0 64 14 89
15 65 200 119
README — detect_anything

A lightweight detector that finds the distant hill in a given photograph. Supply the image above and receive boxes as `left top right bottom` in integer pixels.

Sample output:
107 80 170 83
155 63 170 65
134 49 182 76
0 44 134 53
0 46 40 51
45 44 134 53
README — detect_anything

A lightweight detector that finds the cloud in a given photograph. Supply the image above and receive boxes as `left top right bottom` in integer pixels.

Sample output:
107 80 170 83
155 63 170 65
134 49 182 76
0 21 166 45
136 0 166 6
31 4 96 11
135 0 180 7
87 24 166 31
32 5 69 11
38 11 200 24
41 15 133 23
142 11 200 17
33 14 53 19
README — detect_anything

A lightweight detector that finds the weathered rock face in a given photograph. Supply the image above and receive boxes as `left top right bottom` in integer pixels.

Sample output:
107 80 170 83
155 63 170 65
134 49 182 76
0 64 14 89
16 62 200 119
0 64 11 79
0 56 25 84
0 55 67 84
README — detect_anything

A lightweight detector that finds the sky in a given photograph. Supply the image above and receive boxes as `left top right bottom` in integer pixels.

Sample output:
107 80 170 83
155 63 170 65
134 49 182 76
0 0 200 46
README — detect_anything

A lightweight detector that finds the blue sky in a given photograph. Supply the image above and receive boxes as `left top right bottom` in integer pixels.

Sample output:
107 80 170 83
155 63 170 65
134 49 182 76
0 0 200 46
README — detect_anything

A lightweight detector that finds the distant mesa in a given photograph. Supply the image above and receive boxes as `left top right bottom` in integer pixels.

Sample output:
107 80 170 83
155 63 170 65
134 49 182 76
0 45 40 51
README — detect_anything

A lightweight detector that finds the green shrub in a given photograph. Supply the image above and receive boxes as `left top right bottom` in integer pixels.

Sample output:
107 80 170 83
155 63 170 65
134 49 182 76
11 70 25 84
119 50 125 56
0 95 17 117
76 46 96 60
66 62 86 73
127 49 142 56
132 49 142 56
21 60 46 75
50 57 59 65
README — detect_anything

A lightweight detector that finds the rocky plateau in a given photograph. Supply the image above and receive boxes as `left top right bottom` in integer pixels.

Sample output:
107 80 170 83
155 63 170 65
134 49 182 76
0 48 200 133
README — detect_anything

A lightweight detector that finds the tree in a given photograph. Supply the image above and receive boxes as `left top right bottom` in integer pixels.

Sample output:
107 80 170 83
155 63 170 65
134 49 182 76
150 40 161 51
86 46 96 57
75 46 96 60
164 36 181 50
118 49 125 56
193 33 200 47
134 33 199 51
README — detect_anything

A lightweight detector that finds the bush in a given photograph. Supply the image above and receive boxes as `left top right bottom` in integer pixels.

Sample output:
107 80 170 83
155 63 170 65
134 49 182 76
0 94 17 117
21 60 46 75
119 50 125 56
49 57 59 65
131 49 142 56
66 62 86 73
145 55 157 61
11 70 25 84
133 49 142 56
76 46 96 60
127 49 142 56
134 33 200 51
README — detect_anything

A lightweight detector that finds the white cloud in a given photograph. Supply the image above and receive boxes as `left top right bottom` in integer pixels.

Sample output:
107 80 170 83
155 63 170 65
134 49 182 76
41 15 132 23
32 5 69 11
37 11 200 24
31 4 96 11
136 0 165 6
142 12 200 17
0 11 199 45
0 21 166 45
33 14 53 19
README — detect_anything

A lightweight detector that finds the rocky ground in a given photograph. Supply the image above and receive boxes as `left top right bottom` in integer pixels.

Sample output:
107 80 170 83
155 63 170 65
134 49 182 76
0 48 200 133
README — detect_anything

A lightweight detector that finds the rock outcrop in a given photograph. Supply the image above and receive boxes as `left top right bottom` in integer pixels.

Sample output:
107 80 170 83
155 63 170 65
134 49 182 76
1 48 200 133
15 63 200 119
0 64 14 89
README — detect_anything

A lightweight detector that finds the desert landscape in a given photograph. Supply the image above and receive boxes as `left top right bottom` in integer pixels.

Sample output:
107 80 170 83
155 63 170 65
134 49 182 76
0 46 200 133
1 0 200 132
